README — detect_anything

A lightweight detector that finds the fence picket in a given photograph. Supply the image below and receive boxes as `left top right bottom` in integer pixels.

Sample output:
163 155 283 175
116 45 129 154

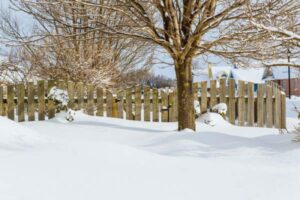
0 86 3 116
126 87 133 120
169 90 178 122
200 81 207 113
143 86 150 121
76 82 84 110
247 82 254 126
7 85 14 120
67 81 75 109
281 92 286 129
238 80 245 126
117 90 124 119
152 88 159 122
27 82 35 121
266 85 273 128
229 79 236 124
219 79 226 103
135 86 142 121
96 87 104 116
210 80 217 107
257 84 264 127
87 85 94 115
106 90 113 117
17 84 25 122
161 88 168 122
38 80 45 121
47 80 55 119
275 89 282 128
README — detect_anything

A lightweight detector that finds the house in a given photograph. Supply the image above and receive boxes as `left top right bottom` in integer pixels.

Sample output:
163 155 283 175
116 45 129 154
263 67 300 96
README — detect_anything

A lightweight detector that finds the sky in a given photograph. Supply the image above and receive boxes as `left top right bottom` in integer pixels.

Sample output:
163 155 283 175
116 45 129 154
0 0 228 79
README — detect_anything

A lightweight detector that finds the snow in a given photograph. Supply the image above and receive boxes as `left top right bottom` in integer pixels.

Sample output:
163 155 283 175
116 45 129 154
48 86 69 107
212 103 227 115
231 67 265 84
0 99 300 199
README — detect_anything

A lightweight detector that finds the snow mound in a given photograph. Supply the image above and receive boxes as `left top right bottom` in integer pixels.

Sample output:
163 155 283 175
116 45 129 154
197 112 230 127
212 103 227 115
0 117 43 150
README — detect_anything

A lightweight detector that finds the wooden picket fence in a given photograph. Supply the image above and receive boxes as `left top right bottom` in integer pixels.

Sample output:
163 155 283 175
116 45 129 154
0 79 286 129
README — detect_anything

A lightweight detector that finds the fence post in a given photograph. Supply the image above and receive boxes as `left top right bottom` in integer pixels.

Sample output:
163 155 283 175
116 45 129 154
96 88 104 116
135 85 142 121
37 80 45 121
229 79 236 124
0 86 3 116
143 86 151 122
27 82 35 121
247 82 254 126
47 80 55 119
238 80 245 126
266 85 273 128
152 88 159 122
200 81 207 113
17 84 25 122
257 84 264 127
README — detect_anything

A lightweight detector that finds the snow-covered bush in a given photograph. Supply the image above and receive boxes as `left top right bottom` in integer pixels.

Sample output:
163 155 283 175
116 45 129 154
48 86 75 122
211 103 227 119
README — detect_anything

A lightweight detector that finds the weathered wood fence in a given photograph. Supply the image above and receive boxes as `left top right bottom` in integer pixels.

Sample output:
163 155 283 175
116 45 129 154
0 79 286 129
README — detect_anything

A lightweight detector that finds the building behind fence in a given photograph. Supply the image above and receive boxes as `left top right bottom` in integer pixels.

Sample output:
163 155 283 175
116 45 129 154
0 79 286 129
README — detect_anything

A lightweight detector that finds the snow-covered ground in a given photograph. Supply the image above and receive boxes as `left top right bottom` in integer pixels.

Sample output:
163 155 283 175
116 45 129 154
0 99 300 200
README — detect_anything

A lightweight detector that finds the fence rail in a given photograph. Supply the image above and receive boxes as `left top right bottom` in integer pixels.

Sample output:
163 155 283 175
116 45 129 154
0 79 286 129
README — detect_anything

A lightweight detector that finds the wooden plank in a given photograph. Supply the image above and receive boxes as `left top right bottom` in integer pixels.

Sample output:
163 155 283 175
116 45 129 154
47 80 55 119
168 90 177 122
200 81 207 113
0 86 3 116
76 82 84 110
7 85 14 120
67 81 75 109
238 80 245 126
247 82 254 126
152 88 159 122
117 90 124 119
161 88 168 122
229 79 236 124
87 84 94 115
266 85 273 128
37 80 45 121
210 80 217 108
135 85 142 121
112 92 118 118
257 84 264 127
96 87 104 116
27 82 35 121
17 84 25 122
219 78 226 103
143 86 151 122
106 90 113 117
275 89 282 128
281 92 286 129
126 87 133 120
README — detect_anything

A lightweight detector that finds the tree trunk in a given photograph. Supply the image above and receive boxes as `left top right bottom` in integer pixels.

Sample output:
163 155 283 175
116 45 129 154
175 56 195 131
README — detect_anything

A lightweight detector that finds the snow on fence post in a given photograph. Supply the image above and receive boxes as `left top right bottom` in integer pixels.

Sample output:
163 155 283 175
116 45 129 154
219 78 226 104
76 82 84 110
281 92 286 129
126 87 133 120
266 85 273 128
47 80 55 119
238 80 245 126
247 82 254 126
257 84 264 127
152 88 159 122
96 87 104 116
228 79 236 124
161 88 169 122
106 90 113 117
135 85 142 121
275 88 282 129
37 80 45 121
87 85 94 116
27 82 35 121
67 81 75 109
17 84 25 122
200 81 207 114
117 90 124 119
143 86 150 122
210 80 217 108
0 86 3 116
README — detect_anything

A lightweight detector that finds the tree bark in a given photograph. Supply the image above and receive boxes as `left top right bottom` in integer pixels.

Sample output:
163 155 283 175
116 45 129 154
175 56 195 131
